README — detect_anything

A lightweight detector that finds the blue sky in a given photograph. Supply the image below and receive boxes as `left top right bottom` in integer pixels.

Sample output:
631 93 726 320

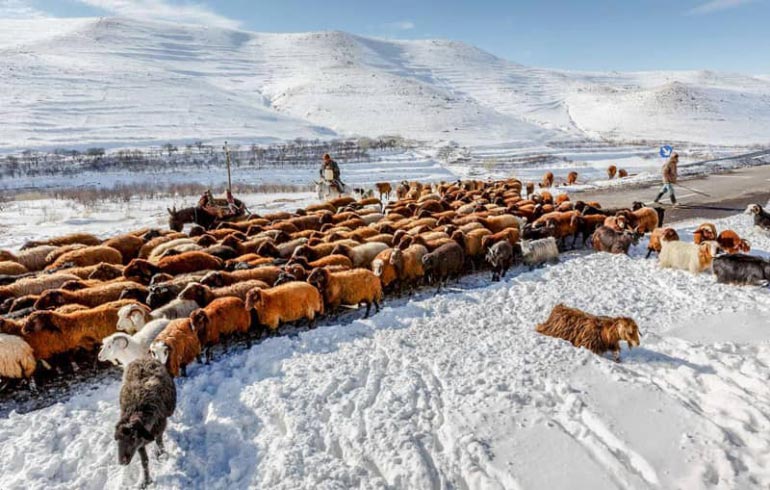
2 0 768 73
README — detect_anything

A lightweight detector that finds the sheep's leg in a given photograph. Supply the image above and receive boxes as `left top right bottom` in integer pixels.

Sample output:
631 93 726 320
645 248 653 259
205 346 213 365
374 299 380 313
181 365 187 377
612 349 621 363
154 421 167 458
308 313 317 329
364 301 372 318
138 446 152 489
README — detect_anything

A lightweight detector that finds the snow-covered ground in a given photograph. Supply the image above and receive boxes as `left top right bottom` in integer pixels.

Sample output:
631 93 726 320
2 192 770 489
1 17 769 152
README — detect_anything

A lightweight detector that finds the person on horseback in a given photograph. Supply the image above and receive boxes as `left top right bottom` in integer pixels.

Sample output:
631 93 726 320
320 153 344 192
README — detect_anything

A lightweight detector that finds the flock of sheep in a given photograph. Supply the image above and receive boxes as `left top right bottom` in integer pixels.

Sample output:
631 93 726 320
2 175 770 485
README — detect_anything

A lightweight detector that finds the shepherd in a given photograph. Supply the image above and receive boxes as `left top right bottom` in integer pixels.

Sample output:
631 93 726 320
320 153 344 193
653 152 679 205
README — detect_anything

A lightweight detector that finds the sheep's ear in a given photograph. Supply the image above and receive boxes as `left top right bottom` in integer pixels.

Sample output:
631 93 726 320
115 335 129 349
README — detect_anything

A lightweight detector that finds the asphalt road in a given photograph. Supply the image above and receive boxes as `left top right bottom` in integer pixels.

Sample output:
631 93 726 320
576 164 770 221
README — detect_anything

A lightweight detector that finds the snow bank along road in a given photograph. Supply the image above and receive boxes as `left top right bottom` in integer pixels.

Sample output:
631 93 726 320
2 204 770 488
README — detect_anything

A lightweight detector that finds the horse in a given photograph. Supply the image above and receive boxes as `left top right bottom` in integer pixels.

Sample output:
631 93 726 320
167 206 219 232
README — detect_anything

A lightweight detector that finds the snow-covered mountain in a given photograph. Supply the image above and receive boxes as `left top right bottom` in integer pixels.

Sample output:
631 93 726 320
1 17 769 152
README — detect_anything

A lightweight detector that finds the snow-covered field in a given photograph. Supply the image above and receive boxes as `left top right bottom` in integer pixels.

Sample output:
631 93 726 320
1 17 769 153
2 193 770 489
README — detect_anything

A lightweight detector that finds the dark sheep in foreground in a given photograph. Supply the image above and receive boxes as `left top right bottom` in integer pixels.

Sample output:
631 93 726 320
591 226 641 255
115 357 176 489
421 242 465 292
712 254 770 285
536 304 640 362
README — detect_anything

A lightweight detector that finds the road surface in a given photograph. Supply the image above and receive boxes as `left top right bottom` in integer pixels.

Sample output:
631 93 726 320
577 164 770 221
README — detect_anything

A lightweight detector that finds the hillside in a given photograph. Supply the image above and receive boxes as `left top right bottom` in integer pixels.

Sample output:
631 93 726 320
1 17 769 152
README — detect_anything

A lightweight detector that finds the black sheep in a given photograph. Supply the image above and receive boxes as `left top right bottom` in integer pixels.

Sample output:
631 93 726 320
421 241 465 292
115 357 177 488
746 204 770 230
713 254 770 285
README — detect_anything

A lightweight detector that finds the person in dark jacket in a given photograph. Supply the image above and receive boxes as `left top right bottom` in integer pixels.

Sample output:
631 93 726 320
320 153 343 191
654 153 679 205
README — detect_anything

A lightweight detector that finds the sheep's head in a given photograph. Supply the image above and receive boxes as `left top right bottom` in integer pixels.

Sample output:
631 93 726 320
274 272 297 286
738 239 751 253
292 245 312 260
283 264 306 281
60 280 88 291
120 287 148 303
34 290 69 310
115 414 153 466
421 252 437 273
89 264 123 281
699 241 720 262
179 283 210 306
98 334 130 364
661 228 679 243
196 234 217 248
124 259 158 285
147 285 172 309
256 241 280 259
200 271 226 288
189 309 210 334
142 229 163 241
614 318 640 348
0 250 16 262
22 311 58 334
150 341 170 364
746 204 761 215
116 304 150 333
306 268 330 292
330 244 352 259
244 288 264 311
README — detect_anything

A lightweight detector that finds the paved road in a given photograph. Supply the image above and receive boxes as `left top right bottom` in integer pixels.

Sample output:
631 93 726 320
576 164 770 221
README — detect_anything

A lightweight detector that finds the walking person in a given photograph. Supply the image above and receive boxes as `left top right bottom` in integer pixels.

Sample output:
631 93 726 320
654 152 679 205
319 153 343 192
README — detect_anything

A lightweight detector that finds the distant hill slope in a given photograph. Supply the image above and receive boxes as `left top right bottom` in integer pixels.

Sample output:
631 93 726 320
1 17 768 152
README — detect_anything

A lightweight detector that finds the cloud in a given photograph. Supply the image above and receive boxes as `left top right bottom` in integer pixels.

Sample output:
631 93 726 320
0 0 49 18
73 0 240 28
382 20 416 31
688 0 755 15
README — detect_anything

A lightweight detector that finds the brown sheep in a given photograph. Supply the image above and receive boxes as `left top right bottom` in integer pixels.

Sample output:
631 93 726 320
390 243 428 295
22 232 101 250
371 248 399 291
375 182 393 201
540 172 554 188
480 228 520 250
21 299 140 363
150 318 202 377
646 227 679 258
618 169 628 178
331 242 389 268
178 280 268 307
190 297 252 362
34 281 148 310
607 165 617 179
525 182 535 198
629 206 659 234
717 230 750 254
245 282 324 330
46 246 123 270
296 254 353 270
307 268 383 318
566 171 578 185
124 252 223 285
452 229 492 267
44 244 88 265
0 246 58 272
0 273 80 303
536 304 640 362
0 261 28 276
693 223 718 245
477 214 521 233
102 234 146 264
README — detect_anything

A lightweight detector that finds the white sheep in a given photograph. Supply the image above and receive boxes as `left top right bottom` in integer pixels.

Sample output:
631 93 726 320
147 238 198 262
520 237 559 269
98 319 170 367
0 333 36 384
659 240 719 274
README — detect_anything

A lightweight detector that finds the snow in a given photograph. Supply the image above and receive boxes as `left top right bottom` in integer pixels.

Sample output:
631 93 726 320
3 193 770 488
1 17 769 152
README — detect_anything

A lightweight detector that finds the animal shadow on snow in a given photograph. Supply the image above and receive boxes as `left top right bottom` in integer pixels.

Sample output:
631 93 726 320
621 347 716 374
